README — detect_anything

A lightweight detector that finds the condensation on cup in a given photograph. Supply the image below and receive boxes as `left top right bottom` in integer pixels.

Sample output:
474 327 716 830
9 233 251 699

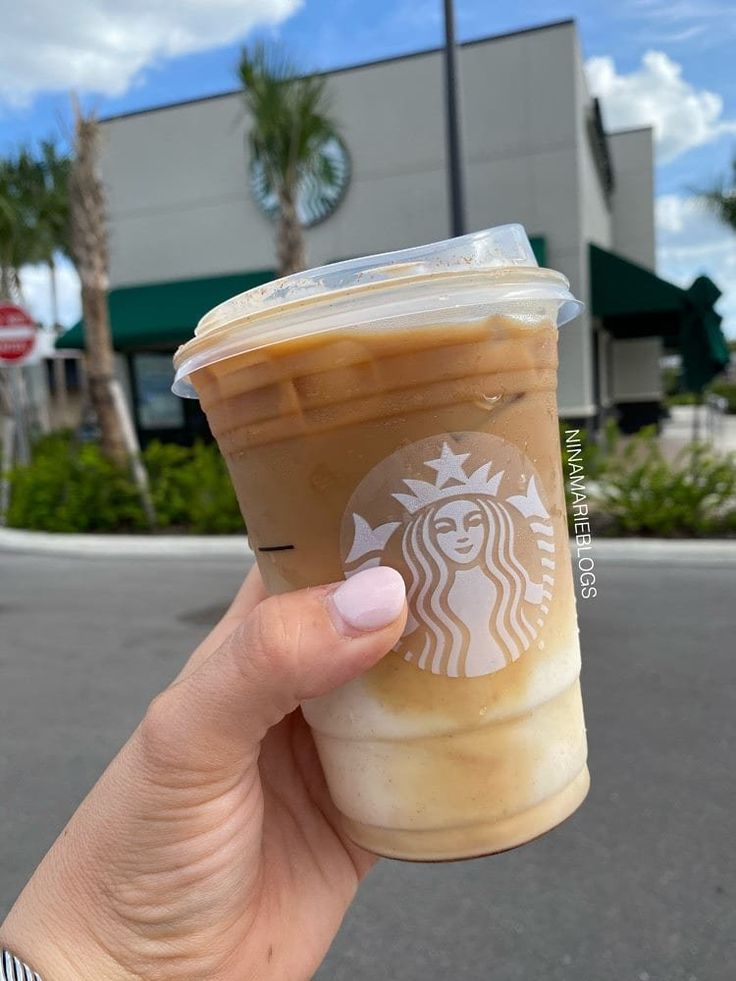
173 225 589 861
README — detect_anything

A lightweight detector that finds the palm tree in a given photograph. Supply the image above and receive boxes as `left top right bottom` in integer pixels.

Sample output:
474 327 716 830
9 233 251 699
67 107 127 464
0 158 22 299
68 101 155 524
237 44 345 276
30 140 72 418
0 141 70 315
34 140 71 328
0 149 39 300
703 155 736 231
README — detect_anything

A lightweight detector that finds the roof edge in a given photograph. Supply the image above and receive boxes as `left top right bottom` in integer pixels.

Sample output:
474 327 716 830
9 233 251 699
608 125 655 137
100 18 576 124
106 269 274 294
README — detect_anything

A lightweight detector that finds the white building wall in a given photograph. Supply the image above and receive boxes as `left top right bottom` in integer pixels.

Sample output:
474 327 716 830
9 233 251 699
102 25 584 284
608 128 656 270
612 338 663 401
101 52 451 285
99 21 620 419
555 35 615 420
461 25 580 259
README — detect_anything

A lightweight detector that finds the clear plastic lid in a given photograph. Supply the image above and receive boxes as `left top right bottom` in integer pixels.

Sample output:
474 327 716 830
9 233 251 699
173 224 582 396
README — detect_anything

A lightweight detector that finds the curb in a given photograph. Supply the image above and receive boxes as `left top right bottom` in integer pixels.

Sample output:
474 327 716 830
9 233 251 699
1 528 734 563
578 538 736 564
0 528 254 559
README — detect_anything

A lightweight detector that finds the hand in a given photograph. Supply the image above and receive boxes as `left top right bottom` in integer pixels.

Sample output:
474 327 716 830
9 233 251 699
0 565 407 981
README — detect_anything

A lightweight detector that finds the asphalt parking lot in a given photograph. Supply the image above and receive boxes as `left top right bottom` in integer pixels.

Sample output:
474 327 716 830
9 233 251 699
1 547 734 980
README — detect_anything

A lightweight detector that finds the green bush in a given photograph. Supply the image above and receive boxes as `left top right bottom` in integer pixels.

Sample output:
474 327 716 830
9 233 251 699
9 424 736 538
667 380 736 412
594 429 736 537
560 418 618 524
6 434 244 534
710 380 736 415
6 432 147 532
667 391 699 407
662 365 680 397
560 418 618 481
143 440 244 534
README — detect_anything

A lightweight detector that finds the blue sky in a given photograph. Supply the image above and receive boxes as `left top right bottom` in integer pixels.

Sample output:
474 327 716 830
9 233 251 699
2 0 735 335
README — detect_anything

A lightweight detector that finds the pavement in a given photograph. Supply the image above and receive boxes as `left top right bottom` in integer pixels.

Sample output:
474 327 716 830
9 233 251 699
660 405 736 459
1 547 734 981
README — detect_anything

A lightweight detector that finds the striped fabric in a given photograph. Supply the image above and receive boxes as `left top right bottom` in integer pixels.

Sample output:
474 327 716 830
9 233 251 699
1 950 42 981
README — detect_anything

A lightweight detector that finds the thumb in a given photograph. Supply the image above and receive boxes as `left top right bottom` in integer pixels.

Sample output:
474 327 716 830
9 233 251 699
140 567 407 773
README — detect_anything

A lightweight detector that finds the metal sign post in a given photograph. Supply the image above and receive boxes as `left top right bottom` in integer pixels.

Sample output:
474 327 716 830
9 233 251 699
443 0 467 237
0 413 16 526
0 303 38 516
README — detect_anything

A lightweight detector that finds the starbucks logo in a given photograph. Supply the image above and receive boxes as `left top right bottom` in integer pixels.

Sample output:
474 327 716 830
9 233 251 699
341 433 556 679
249 135 351 228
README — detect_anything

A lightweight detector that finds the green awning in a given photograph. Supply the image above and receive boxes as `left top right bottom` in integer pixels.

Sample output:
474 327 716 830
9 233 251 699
590 244 730 392
56 270 274 351
530 236 546 266
680 277 731 392
590 243 684 319
58 243 549 354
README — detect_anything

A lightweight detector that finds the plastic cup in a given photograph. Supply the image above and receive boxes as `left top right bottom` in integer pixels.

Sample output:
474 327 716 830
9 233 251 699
173 225 589 861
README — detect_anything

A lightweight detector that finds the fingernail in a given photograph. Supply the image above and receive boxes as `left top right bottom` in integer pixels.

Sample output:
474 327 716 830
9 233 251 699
331 567 406 632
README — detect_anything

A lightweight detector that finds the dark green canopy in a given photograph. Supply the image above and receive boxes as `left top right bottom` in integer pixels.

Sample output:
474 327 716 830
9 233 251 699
58 243 729 394
590 244 730 392
56 270 274 351
679 277 731 392
57 242 549 355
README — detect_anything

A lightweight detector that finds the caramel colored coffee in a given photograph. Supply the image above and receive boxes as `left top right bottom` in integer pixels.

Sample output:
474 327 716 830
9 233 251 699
191 313 589 859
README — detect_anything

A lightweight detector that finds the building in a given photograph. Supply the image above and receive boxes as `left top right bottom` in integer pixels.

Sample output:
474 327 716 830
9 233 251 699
58 18 728 442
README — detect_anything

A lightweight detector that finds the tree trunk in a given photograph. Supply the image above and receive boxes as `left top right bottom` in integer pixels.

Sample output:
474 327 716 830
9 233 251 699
80 283 128 466
277 188 306 276
48 257 59 325
69 102 155 526
0 264 12 300
0 264 23 302
48 258 68 425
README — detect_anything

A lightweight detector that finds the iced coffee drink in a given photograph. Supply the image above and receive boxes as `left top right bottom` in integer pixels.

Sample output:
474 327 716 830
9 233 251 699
173 226 589 860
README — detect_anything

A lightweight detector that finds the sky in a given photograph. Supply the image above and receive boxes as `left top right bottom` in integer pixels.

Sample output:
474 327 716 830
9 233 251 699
2 0 735 337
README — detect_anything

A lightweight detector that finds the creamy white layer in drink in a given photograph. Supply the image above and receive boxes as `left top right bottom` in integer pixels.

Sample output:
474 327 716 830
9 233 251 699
173 225 589 861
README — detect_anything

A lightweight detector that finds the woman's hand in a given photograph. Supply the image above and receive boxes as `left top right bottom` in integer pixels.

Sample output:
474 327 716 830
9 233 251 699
0 565 406 981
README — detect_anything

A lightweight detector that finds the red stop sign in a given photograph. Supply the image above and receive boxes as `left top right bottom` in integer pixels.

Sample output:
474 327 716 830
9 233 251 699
0 303 37 363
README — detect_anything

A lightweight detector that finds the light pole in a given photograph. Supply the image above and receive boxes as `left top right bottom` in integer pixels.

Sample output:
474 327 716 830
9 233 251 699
443 0 466 237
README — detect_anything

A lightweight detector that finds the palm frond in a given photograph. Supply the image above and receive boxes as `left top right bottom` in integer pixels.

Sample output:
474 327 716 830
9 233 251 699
237 42 345 224
700 156 736 232
0 136 71 282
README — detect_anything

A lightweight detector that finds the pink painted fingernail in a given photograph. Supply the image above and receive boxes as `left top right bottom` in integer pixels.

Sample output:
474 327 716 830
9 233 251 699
331 567 406 632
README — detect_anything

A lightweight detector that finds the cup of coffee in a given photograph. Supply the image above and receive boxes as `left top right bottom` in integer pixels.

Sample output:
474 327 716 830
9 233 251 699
173 225 589 861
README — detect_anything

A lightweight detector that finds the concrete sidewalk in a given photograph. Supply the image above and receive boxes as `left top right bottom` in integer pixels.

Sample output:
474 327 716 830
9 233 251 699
1 526 734 563
661 404 736 458
0 527 253 558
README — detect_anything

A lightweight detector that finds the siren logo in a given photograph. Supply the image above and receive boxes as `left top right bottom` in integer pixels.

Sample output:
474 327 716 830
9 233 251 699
341 433 556 678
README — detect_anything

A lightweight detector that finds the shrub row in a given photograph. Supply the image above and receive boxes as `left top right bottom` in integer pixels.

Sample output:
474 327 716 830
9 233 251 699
6 433 244 534
561 424 736 538
668 380 736 413
8 425 736 538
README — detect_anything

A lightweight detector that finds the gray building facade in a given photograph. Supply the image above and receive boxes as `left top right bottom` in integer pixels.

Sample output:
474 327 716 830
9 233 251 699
64 19 711 441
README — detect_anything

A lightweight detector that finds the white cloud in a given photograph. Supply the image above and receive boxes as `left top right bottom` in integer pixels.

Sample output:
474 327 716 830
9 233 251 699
656 194 736 337
0 0 302 107
586 50 736 163
644 25 707 44
19 258 81 329
627 0 733 25
624 0 736 45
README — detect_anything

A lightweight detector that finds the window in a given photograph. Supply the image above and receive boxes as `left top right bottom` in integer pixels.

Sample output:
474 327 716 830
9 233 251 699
134 354 184 430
